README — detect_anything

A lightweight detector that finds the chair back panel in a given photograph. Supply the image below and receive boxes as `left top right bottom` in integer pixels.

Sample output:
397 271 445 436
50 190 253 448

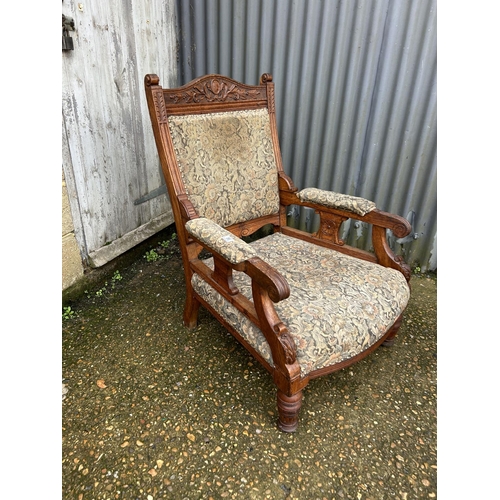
167 108 280 227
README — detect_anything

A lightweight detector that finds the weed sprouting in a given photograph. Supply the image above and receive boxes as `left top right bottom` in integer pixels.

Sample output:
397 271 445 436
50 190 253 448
144 249 160 262
62 306 76 320
144 233 178 262
111 270 122 288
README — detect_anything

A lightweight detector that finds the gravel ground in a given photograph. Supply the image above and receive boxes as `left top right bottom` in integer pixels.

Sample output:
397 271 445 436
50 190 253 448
62 234 437 500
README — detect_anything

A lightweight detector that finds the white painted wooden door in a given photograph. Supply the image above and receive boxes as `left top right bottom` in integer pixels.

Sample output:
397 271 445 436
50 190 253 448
62 0 177 267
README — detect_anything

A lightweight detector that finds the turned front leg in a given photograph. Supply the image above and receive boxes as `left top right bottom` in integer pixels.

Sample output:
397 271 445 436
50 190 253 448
277 390 303 432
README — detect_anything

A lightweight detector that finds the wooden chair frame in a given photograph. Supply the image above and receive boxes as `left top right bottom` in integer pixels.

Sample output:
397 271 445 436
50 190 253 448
144 73 411 432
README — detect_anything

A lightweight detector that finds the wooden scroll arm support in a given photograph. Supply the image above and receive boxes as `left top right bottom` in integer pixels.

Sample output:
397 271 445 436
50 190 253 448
371 213 412 283
246 258 304 390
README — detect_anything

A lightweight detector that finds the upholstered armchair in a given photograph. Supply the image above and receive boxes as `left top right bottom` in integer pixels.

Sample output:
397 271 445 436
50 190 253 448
144 73 411 432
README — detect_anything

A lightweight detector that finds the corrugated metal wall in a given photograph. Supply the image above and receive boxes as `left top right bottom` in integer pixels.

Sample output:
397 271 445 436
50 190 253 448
174 0 437 271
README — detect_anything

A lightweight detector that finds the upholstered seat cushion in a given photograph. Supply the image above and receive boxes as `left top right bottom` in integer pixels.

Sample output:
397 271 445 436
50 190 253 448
192 232 410 377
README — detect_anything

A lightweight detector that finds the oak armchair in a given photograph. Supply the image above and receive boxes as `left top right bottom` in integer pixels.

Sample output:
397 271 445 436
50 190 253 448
144 73 411 432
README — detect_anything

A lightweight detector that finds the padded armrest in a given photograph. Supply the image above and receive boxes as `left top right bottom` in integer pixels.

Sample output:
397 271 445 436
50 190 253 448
297 187 376 216
185 218 257 265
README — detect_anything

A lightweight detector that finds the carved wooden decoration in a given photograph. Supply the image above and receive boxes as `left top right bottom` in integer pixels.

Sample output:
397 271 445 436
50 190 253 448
316 211 348 245
278 330 297 365
166 77 264 105
152 90 168 123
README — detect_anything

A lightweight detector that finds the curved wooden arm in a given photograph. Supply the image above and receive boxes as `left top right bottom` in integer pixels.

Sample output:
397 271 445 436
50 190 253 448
185 219 291 298
244 257 290 303
240 257 300 382
367 211 412 282
281 184 411 235
364 209 411 237
247 260 303 389
372 226 412 282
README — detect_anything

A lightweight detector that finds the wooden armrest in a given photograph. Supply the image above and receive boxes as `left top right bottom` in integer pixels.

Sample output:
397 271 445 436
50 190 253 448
279 178 411 280
297 187 376 216
280 181 410 237
185 218 258 265
186 217 290 301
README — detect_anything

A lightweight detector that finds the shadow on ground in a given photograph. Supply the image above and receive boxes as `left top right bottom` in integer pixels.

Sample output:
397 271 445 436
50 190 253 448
62 232 437 500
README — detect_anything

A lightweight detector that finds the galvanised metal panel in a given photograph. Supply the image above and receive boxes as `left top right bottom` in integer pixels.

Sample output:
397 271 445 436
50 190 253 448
175 0 437 271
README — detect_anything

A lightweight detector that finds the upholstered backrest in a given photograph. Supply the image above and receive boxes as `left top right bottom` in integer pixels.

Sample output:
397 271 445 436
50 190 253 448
167 108 280 228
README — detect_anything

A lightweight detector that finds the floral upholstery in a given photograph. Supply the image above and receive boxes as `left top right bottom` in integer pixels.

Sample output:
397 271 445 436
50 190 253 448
186 218 257 265
168 109 280 227
297 187 376 216
192 232 410 377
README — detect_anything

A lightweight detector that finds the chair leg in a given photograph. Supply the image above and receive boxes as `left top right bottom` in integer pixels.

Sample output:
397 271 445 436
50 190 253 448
382 313 404 347
277 390 303 432
183 293 200 329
